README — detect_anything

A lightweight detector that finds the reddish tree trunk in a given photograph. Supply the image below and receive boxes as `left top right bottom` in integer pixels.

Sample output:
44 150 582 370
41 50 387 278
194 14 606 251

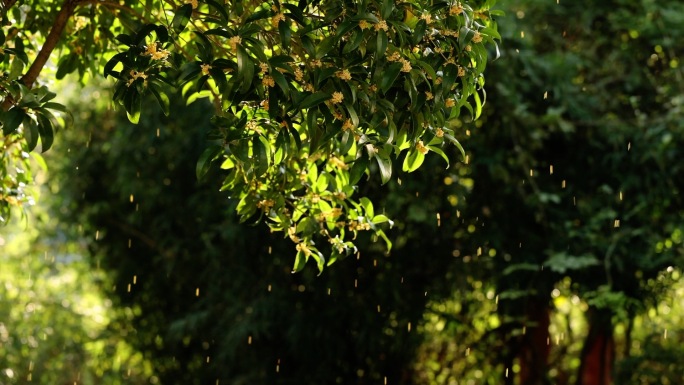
519 298 551 385
578 308 614 385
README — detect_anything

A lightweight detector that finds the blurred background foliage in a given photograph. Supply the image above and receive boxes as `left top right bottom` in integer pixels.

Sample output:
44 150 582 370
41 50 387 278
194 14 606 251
2 0 684 384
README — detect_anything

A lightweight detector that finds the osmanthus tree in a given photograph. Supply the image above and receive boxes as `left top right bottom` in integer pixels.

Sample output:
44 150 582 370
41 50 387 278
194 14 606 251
0 0 500 270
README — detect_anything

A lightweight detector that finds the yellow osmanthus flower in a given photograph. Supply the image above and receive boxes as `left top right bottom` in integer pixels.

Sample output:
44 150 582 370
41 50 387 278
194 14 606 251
246 120 263 135
262 75 275 87
259 62 269 73
336 69 352 81
400 58 412 72
465 44 472 52
200 63 212 76
304 83 315 92
387 51 401 62
331 91 344 104
229 36 242 51
272 13 285 27
416 140 429 154
341 119 353 131
310 59 323 68
458 66 466 77
449 3 464 15
425 91 434 100
445 98 456 107
374 20 389 32
260 99 269 110
328 156 349 170
294 67 304 82
333 191 346 200
358 20 371 30
126 70 147 87
256 199 275 210
472 31 483 43
144 43 170 61
435 127 445 138
296 242 312 256
420 13 432 24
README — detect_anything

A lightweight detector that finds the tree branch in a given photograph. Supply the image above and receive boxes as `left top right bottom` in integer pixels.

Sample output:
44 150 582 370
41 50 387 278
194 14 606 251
21 0 80 89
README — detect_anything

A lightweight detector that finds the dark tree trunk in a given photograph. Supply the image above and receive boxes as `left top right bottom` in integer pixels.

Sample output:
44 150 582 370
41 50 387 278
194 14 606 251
577 307 615 385
518 298 551 385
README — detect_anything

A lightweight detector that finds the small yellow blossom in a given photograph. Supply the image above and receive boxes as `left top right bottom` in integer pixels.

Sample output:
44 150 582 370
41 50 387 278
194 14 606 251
144 43 170 61
416 140 429 154
387 51 402 62
256 199 275 210
333 191 347 200
336 69 352 81
436 127 445 138
200 63 212 76
311 194 320 204
341 119 354 131
449 4 464 15
445 98 455 107
466 45 472 52
400 58 412 73
272 13 285 27
262 75 275 87
185 0 198 9
304 83 315 92
331 91 344 104
296 242 312 256
299 171 307 182
328 156 349 170
310 59 323 68
458 66 466 77
126 70 147 87
294 67 304 82
434 77 443 85
229 36 242 51
425 91 434 100
260 99 269 110
359 20 371 30
472 31 483 43
420 13 432 24
374 20 389 32
259 62 269 73
246 120 263 134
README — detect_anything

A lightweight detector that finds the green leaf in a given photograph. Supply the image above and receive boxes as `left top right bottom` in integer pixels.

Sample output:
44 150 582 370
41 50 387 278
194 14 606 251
349 154 370 185
24 117 39 151
381 0 394 19
292 250 307 273
149 86 170 116
2 108 26 135
237 46 254 93
379 62 403 94
171 4 193 35
196 145 222 179
373 148 392 185
278 18 292 48
35 113 54 152
443 133 466 160
298 92 331 109
402 148 425 172
316 35 337 59
376 30 388 57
